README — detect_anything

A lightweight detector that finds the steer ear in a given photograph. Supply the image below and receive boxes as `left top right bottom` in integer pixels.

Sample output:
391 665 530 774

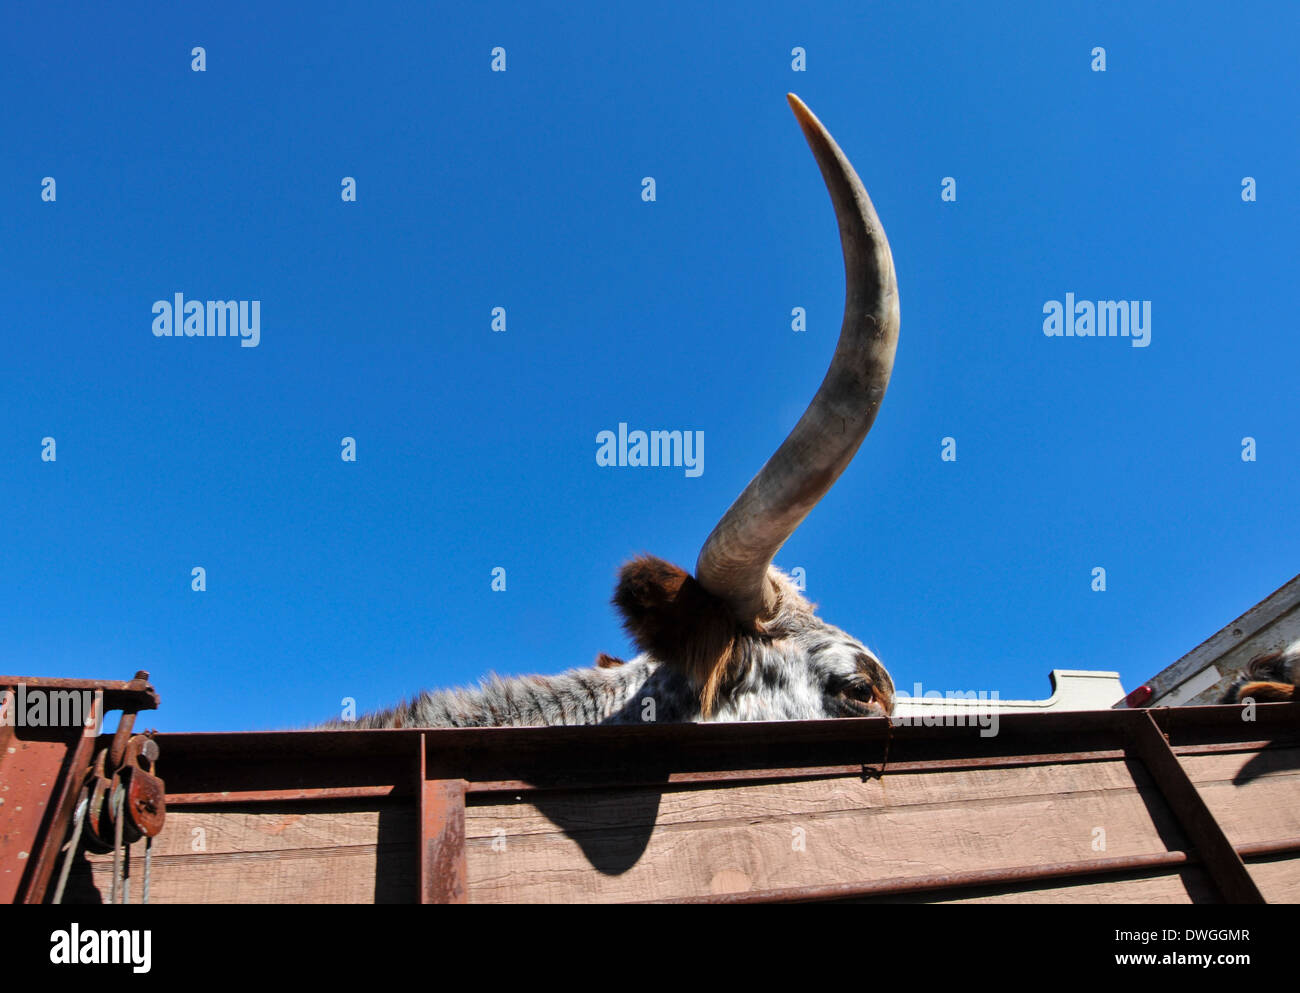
1220 646 1300 703
613 555 741 717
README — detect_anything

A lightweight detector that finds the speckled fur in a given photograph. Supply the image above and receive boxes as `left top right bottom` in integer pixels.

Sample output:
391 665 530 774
327 560 894 728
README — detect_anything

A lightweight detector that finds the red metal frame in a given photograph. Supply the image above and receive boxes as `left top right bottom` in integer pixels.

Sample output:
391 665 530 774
0 673 158 903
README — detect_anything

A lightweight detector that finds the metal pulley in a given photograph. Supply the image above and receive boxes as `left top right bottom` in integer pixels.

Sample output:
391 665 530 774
84 732 166 853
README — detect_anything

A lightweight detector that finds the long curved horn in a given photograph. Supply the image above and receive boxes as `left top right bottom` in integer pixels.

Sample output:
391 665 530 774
695 93 900 627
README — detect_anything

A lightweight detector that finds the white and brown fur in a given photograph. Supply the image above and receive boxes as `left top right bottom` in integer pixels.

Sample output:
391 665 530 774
328 558 893 729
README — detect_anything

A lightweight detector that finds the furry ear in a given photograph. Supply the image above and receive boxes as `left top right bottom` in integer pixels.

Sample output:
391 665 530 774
1244 648 1296 685
1220 648 1299 703
613 555 741 717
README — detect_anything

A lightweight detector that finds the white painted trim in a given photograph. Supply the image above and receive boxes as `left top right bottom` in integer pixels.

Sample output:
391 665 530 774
1159 665 1222 707
892 669 1126 716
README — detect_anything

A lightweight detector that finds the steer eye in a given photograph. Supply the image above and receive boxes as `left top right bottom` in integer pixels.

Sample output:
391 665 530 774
832 678 878 704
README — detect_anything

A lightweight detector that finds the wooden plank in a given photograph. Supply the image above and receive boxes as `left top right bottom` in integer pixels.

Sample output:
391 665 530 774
1179 747 1300 852
465 759 1164 839
1179 746 1300 788
71 804 416 904
1245 855 1300 903
464 761 1185 903
88 845 383 903
132 809 384 855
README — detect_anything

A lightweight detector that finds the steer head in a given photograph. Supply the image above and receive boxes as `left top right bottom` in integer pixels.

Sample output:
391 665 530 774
608 94 901 723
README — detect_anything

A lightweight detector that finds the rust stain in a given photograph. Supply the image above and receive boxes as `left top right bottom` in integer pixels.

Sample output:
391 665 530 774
264 814 304 836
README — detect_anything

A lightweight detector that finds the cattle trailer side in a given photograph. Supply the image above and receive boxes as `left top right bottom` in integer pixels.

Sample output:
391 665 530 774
38 703 1300 903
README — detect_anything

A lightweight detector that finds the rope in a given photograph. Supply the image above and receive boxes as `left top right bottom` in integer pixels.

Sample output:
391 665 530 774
109 784 125 904
121 822 132 905
50 785 90 905
143 834 153 905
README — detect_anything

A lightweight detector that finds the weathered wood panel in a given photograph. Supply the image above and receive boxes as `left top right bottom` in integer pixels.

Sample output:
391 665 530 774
62 749 1300 903
464 759 1187 903
1244 855 1300 904
72 804 416 904
1178 747 1300 847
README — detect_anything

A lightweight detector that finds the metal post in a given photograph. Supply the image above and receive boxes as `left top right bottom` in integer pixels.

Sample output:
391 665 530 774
418 733 468 904
1127 711 1264 903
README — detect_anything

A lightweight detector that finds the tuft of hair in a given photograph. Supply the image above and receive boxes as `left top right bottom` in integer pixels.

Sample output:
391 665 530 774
613 555 741 718
595 652 626 668
1219 642 1300 703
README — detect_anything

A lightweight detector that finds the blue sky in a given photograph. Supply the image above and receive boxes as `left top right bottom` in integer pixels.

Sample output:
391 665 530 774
2 2 1296 731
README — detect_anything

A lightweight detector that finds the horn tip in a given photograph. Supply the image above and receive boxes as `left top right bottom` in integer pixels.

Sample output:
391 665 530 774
785 92 824 139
